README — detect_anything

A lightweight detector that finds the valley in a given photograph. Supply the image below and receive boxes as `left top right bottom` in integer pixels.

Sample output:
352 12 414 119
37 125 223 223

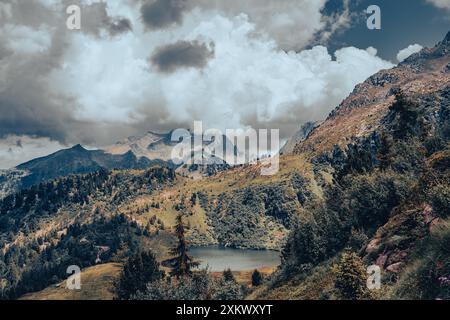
0 31 449 301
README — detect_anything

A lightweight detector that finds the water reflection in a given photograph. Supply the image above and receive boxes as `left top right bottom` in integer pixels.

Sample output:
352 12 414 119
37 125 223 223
190 246 281 271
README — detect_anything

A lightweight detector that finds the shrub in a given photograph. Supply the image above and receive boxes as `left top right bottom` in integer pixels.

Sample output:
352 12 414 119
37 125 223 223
428 183 450 219
252 270 263 287
222 268 235 282
115 250 163 300
391 220 450 300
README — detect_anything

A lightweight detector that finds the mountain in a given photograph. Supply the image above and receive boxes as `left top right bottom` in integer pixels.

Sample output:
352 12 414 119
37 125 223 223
0 129 237 198
0 134 177 198
0 31 449 301
261 31 450 299
15 144 171 189
294 31 450 156
103 131 177 162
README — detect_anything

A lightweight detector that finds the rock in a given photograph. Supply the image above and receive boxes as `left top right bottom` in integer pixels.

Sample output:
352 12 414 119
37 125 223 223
387 251 408 265
375 254 388 268
422 205 435 225
366 238 381 254
386 262 404 273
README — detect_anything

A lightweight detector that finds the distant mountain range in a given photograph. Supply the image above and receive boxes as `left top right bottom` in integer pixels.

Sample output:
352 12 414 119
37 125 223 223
0 133 178 198
103 131 177 162
0 130 238 198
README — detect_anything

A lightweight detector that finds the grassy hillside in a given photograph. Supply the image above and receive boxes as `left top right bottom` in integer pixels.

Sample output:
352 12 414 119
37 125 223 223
20 263 122 300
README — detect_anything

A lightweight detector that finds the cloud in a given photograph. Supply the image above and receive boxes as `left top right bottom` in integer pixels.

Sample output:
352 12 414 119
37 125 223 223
190 0 329 51
141 0 187 30
397 44 424 62
150 40 215 73
0 0 392 168
109 17 133 35
76 1 133 37
0 135 66 169
0 24 52 54
426 0 450 10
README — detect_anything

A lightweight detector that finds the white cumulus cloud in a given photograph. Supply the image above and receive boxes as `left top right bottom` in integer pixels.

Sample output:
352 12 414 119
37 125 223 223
396 44 424 62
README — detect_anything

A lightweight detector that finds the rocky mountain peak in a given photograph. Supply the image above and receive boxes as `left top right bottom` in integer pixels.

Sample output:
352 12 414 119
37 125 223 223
293 31 450 156
443 30 450 44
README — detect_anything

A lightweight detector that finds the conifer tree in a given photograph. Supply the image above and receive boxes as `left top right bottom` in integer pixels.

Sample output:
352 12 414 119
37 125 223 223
333 249 369 300
169 214 199 278
377 132 392 171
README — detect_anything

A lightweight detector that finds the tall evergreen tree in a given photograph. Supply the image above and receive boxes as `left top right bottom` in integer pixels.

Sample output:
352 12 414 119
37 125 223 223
169 214 199 278
389 90 422 140
333 249 369 300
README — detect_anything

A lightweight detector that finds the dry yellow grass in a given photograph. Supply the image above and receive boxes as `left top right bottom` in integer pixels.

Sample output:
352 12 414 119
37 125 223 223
20 263 122 300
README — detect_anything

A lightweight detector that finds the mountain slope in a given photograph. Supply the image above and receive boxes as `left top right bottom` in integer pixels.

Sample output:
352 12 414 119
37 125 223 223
294 31 450 157
255 31 450 300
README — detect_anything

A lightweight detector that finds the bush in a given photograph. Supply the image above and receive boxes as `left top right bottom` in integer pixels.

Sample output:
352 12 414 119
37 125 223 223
391 220 450 300
222 268 235 282
115 250 163 300
133 270 243 300
428 183 450 219
252 270 263 287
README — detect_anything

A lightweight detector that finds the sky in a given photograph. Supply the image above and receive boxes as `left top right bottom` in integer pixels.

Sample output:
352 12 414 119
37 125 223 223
0 0 449 168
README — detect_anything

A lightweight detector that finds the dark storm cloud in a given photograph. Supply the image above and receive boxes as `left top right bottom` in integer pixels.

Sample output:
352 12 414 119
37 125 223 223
150 40 215 73
0 1 74 142
109 17 133 36
0 50 83 143
0 0 56 28
140 0 187 30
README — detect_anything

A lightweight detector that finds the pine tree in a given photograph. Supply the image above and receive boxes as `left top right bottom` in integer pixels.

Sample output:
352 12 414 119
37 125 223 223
333 249 369 300
169 214 199 278
251 269 263 286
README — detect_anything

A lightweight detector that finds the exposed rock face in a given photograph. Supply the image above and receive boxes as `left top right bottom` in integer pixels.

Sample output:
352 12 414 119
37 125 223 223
293 32 450 160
